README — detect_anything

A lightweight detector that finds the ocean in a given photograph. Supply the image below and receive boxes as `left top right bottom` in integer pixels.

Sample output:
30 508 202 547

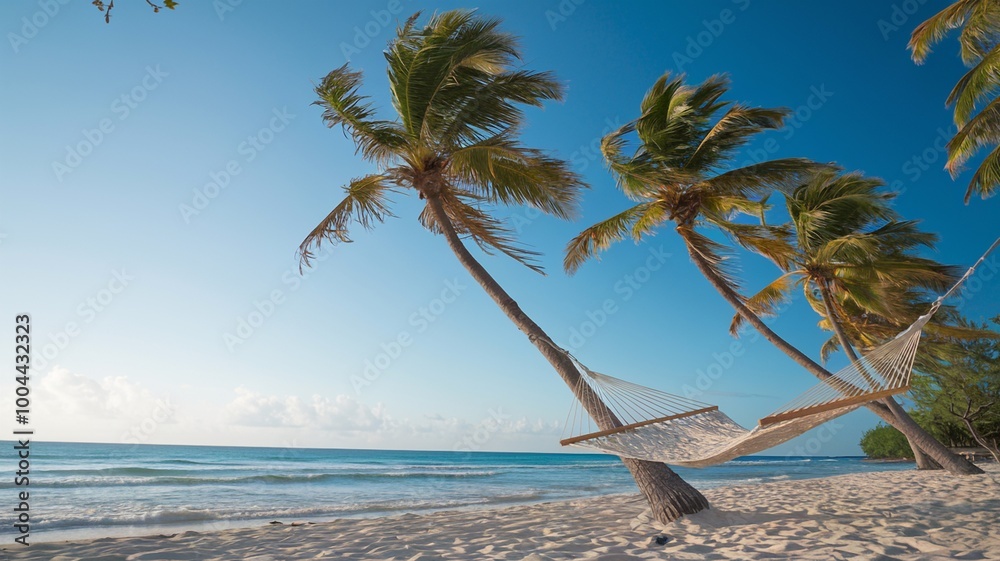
8 441 915 543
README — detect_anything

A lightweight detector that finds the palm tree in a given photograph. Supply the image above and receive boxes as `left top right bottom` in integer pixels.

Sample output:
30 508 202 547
564 73 983 475
732 171 962 469
909 0 1000 202
297 10 709 522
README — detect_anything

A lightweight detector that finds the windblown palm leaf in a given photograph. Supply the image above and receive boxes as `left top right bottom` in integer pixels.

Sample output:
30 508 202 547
909 0 1000 202
909 0 1000 65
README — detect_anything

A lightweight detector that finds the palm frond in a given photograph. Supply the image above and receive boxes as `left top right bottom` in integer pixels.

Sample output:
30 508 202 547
802 281 829 323
684 74 731 120
420 188 546 273
563 202 660 274
832 277 898 320
820 335 842 362
434 69 564 146
708 220 796 270
385 8 562 145
729 271 800 335
925 321 1000 341
964 142 1000 201
845 258 957 291
809 219 941 268
634 73 709 167
679 227 743 293
786 171 897 252
866 220 940 251
955 1 1000 64
685 105 790 171
812 233 881 264
909 0 985 64
298 174 398 267
947 43 1000 125
386 10 483 135
706 158 836 198
600 123 698 200
700 193 770 218
314 65 409 165
448 134 585 218
946 95 1000 175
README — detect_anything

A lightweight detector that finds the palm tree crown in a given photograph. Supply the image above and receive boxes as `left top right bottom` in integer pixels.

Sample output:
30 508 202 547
299 10 585 272
564 72 831 286
732 171 960 357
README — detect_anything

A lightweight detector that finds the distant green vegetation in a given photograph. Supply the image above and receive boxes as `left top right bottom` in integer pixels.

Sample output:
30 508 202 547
861 424 915 460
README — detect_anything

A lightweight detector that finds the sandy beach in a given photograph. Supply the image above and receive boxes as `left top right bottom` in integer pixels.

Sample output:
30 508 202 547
7 464 997 561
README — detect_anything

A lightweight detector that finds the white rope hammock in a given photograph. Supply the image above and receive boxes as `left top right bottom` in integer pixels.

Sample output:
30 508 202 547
558 237 1000 468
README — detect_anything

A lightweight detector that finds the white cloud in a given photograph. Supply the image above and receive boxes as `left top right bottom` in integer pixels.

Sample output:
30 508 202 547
35 367 173 422
223 387 390 432
23 367 178 446
505 417 561 434
220 388 562 444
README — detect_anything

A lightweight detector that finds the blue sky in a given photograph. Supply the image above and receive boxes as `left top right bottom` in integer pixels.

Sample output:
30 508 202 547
1 0 997 456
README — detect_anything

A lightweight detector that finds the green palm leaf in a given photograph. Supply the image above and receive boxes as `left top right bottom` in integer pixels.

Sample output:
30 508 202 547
685 106 790 171
434 69 564 146
419 189 545 273
910 0 1000 203
448 134 583 218
314 66 410 165
563 202 660 274
947 44 1000 125
680 227 743 292
764 170 971 361
729 271 800 335
947 95 1000 173
909 0 994 64
705 158 836 198
298 174 398 266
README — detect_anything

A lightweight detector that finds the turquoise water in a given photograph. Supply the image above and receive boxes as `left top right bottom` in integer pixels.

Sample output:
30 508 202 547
5 441 914 542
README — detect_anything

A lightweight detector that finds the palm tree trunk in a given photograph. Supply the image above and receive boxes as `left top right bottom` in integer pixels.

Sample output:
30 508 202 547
680 233 983 475
425 196 710 522
909 434 940 469
815 280 940 470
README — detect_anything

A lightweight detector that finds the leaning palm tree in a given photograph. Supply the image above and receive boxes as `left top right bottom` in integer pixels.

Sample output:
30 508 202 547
297 10 708 522
910 0 1000 201
565 73 983 475
731 171 960 468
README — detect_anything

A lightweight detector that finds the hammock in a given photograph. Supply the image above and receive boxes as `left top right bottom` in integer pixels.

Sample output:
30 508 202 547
559 237 1000 468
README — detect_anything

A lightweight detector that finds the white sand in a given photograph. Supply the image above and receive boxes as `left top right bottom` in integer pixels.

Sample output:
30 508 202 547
6 465 998 560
